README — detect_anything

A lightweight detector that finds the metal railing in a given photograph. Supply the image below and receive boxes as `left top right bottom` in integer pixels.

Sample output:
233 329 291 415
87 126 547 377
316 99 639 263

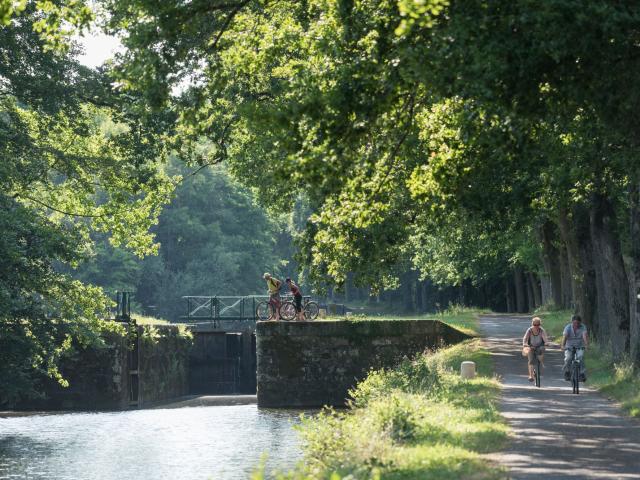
181 295 313 321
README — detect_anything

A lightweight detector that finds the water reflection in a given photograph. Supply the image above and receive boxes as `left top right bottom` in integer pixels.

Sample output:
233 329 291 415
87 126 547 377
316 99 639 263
0 405 308 480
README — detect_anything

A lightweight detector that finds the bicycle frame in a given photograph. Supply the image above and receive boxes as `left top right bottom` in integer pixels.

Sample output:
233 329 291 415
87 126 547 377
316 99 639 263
529 347 542 388
570 347 584 394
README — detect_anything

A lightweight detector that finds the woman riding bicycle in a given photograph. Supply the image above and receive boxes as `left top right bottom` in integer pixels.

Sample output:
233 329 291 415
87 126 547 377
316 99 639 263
522 316 548 382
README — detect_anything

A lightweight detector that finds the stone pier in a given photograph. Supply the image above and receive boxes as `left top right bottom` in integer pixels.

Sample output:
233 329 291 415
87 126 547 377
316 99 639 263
256 319 469 407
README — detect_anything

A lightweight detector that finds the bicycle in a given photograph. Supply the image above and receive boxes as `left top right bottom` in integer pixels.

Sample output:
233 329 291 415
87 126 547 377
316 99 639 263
279 297 319 321
255 296 283 321
531 347 542 388
570 346 585 394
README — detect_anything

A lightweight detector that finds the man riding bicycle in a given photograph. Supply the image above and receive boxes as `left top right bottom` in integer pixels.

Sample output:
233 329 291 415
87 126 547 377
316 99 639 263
561 314 588 381
263 273 282 320
522 316 548 382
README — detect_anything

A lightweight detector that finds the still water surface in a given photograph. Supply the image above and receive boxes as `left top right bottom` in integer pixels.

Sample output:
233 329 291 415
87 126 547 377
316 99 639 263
0 405 306 480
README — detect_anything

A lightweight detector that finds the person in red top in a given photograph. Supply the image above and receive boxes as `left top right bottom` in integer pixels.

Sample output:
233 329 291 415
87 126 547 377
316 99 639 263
285 278 304 321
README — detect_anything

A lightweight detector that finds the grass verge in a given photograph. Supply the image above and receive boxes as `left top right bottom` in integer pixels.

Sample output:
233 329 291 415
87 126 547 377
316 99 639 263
536 308 640 417
254 338 508 480
132 315 170 325
323 305 486 337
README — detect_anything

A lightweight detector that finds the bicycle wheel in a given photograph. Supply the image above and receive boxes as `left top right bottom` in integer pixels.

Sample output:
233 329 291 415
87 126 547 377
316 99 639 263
304 301 319 320
280 301 296 321
535 358 541 388
256 301 274 321
572 361 580 394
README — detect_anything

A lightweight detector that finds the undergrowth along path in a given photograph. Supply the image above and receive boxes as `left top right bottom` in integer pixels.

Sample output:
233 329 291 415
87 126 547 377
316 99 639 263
480 314 640 479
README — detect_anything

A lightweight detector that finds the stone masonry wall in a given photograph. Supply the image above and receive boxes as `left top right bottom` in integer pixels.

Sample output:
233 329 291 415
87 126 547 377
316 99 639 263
137 324 192 406
16 322 192 410
256 319 470 407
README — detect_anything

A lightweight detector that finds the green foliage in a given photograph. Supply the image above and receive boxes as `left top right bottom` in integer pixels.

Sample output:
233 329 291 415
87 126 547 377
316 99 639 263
0 195 114 404
594 354 640 418
95 1 640 325
74 163 293 320
1 0 93 50
98 0 557 295
0 2 174 404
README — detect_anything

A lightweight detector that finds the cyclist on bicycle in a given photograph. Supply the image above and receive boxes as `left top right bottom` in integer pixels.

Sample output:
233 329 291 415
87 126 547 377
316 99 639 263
285 277 304 321
263 273 282 320
561 314 588 381
522 316 548 382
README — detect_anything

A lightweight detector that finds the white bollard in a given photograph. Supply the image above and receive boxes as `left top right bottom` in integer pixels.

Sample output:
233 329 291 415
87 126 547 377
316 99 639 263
461 361 476 379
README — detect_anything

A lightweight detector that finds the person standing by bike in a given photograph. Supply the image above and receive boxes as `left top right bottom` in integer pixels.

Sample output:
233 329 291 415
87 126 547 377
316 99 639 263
522 316 548 382
561 314 589 381
263 273 282 320
285 277 304 321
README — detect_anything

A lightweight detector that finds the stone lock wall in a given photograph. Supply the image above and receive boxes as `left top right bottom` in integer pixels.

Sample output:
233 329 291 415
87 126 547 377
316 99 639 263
137 324 192 406
256 319 470 408
17 323 192 410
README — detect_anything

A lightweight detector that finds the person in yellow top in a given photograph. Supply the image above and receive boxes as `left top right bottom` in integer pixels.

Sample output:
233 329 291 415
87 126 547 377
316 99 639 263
263 273 282 320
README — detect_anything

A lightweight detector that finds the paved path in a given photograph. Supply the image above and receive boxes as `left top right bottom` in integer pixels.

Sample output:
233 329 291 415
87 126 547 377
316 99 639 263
480 314 640 479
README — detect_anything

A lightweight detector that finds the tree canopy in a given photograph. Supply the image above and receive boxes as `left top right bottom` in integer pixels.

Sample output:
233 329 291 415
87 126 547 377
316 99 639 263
99 0 640 361
0 1 174 404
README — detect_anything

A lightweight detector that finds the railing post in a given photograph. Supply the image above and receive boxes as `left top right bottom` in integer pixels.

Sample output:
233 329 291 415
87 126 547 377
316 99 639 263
115 291 131 322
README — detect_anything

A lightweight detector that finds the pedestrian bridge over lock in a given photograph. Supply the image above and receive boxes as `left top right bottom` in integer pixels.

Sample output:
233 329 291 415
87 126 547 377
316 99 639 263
179 295 314 326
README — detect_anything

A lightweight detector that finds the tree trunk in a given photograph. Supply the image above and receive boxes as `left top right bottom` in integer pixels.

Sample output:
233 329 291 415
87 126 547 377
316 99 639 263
629 181 640 366
506 277 514 313
525 272 535 311
558 244 573 309
540 221 563 307
529 272 542 309
514 267 527 313
576 221 600 339
557 208 581 312
590 193 630 361
556 205 599 335
540 273 552 306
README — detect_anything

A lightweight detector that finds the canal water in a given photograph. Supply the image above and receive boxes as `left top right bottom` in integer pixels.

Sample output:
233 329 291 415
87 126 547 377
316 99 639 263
0 405 307 480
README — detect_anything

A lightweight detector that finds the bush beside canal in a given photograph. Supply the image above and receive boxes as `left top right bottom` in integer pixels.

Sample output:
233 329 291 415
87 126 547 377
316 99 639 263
254 336 507 480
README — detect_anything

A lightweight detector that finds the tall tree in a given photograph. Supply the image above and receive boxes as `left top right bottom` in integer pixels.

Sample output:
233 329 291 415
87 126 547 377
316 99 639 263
0 2 174 405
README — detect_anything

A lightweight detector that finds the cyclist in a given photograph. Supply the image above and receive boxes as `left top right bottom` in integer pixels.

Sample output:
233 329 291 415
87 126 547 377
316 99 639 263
522 316 548 382
561 314 588 381
263 273 282 320
285 277 304 321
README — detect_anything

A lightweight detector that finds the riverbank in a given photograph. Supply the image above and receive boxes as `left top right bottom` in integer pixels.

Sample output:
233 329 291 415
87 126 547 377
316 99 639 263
536 309 640 417
256 310 508 479
0 395 257 418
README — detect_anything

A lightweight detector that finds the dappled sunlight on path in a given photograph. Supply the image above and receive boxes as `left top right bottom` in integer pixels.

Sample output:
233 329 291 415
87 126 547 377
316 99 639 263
481 315 640 479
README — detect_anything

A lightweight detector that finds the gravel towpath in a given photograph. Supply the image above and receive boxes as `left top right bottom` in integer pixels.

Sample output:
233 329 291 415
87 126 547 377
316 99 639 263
480 314 640 479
